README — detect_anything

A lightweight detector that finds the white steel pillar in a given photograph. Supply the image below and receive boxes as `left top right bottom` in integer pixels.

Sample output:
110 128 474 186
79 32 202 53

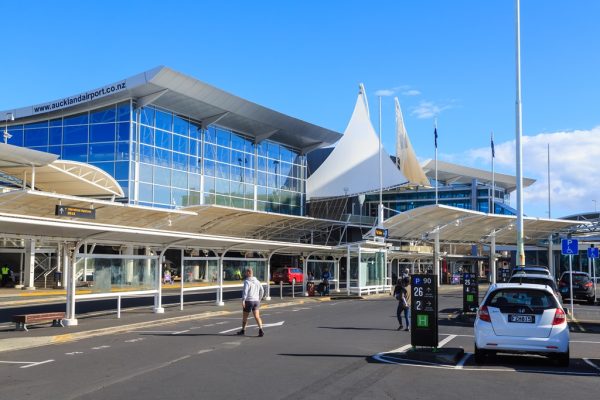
265 253 273 301
154 249 165 314
334 258 340 292
64 246 78 326
490 231 497 284
548 235 555 279
346 246 351 295
302 255 308 296
216 252 225 306
23 238 36 290
433 229 441 287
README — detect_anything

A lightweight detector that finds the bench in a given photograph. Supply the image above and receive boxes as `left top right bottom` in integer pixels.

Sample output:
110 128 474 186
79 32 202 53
12 312 65 331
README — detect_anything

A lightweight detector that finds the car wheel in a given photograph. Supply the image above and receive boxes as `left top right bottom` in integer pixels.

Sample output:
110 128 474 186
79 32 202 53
474 345 486 365
555 349 570 367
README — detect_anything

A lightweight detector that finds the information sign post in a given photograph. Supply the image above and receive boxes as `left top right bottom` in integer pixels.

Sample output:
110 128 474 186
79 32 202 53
410 274 438 348
561 238 579 317
463 272 479 312
588 245 598 304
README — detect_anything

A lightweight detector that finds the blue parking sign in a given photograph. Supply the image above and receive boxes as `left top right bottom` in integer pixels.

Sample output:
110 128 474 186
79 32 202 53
561 239 579 255
587 247 599 259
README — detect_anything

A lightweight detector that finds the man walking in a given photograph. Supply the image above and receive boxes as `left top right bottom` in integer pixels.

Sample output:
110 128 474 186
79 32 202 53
237 267 265 337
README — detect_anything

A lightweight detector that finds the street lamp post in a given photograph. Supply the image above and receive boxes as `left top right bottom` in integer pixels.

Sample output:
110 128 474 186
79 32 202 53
3 112 14 143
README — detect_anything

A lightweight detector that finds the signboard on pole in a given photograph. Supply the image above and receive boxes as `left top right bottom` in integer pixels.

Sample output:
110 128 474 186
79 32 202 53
410 274 438 347
55 205 96 219
463 272 479 312
587 247 599 259
561 238 578 255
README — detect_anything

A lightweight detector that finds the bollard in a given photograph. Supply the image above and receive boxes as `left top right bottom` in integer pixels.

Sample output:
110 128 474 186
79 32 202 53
117 295 121 319
292 280 295 298
280 280 283 299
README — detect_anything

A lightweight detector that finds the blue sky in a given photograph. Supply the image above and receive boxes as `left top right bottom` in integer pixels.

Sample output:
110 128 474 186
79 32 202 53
2 1 599 217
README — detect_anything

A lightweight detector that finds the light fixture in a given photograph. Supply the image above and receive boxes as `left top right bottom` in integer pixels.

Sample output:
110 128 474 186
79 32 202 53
3 112 14 144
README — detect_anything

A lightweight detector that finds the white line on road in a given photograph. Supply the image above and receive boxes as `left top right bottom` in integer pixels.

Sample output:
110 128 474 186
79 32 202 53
124 338 145 343
583 358 600 372
219 321 285 334
455 352 472 369
387 344 413 353
91 345 110 350
197 349 214 355
0 361 33 364
438 335 457 348
65 352 84 355
571 340 600 345
172 330 190 335
20 359 54 369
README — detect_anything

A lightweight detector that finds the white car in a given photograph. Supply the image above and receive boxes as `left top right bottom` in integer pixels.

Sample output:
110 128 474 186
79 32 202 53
474 283 569 366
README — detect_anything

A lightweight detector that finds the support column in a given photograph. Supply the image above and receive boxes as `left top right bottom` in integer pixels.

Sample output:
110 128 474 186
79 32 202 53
265 253 272 301
346 246 351 295
64 246 78 326
302 255 308 296
548 234 554 279
334 258 340 292
123 245 134 285
433 229 440 287
23 238 36 290
216 252 225 306
154 250 165 314
490 231 497 284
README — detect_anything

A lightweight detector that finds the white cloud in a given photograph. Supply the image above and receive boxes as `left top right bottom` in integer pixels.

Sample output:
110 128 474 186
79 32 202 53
374 89 395 97
455 126 600 217
402 89 421 96
410 101 452 119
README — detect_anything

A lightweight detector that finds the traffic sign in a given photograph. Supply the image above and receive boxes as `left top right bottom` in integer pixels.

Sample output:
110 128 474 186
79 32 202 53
561 239 579 255
588 247 599 259
410 274 438 347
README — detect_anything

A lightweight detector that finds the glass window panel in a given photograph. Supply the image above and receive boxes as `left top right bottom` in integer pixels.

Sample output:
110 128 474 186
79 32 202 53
139 183 153 202
204 143 216 160
269 159 281 174
279 162 292 178
215 162 230 179
91 162 114 176
173 188 188 206
62 144 88 162
215 178 229 195
89 142 115 162
117 102 130 122
155 129 172 149
115 161 129 180
25 121 49 129
155 148 171 167
268 173 278 188
8 130 23 146
204 176 215 193
258 156 267 171
140 107 154 126
280 190 292 205
116 142 129 160
155 110 173 132
173 115 189 136
188 174 200 191
190 139 199 156
30 145 49 153
267 142 280 159
257 172 267 187
216 195 230 206
139 163 153 182
118 182 128 198
230 181 244 197
154 166 170 186
49 118 62 127
257 142 268 157
231 197 245 209
49 127 62 145
173 134 189 153
140 145 154 163
90 123 116 142
172 170 187 189
292 153 302 166
244 168 254 184
154 185 171 205
204 159 215 176
231 133 245 150
244 184 254 199
216 146 230 163
280 146 293 163
216 129 230 146
189 156 200 173
204 126 217 143
231 166 243 183
190 121 202 139
24 128 48 146
257 201 267 211
90 105 116 123
117 122 130 141
63 125 88 144
173 152 188 170
141 126 153 145
187 191 201 206
63 112 88 126
48 146 61 157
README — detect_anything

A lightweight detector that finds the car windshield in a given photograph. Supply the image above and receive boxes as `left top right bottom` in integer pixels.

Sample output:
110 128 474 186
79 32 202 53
562 274 590 284
509 276 556 289
486 288 558 313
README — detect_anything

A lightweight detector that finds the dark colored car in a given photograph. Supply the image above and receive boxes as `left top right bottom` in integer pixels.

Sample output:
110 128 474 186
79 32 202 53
511 266 551 276
272 267 303 285
509 273 560 299
558 272 595 304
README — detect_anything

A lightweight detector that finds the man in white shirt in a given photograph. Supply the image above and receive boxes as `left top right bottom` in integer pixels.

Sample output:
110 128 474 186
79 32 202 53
237 267 265 337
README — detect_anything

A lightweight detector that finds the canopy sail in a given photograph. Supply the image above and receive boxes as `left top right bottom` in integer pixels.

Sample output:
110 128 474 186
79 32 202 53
395 97 430 187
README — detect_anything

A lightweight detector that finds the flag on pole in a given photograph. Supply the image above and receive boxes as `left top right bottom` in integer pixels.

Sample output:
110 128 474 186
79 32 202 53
491 132 495 158
434 127 438 149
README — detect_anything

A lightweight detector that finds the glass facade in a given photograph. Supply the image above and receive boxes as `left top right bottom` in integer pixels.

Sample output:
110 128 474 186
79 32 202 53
9 100 306 216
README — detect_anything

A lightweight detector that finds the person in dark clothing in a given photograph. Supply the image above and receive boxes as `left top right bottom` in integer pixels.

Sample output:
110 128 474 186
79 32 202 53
1 265 12 287
321 268 331 295
393 277 410 331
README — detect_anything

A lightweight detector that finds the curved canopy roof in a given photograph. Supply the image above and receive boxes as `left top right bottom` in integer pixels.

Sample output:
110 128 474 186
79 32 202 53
0 143 58 168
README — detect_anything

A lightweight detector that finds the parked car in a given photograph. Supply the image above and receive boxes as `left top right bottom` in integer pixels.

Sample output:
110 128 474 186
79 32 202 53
272 267 303 285
558 271 595 304
474 283 569 366
508 273 560 299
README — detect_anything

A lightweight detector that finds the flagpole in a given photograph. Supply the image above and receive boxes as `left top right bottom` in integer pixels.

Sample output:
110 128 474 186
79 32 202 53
547 143 551 218
491 131 495 214
434 119 438 205
378 95 384 228
515 0 526 266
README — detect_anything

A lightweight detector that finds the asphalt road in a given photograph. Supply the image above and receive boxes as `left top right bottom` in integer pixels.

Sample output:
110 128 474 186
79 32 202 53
1 288 599 400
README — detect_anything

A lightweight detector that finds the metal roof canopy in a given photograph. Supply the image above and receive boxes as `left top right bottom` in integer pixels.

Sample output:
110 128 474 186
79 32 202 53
384 204 583 245
3 67 342 154
0 189 346 243
0 142 58 168
422 160 536 192
1 159 124 197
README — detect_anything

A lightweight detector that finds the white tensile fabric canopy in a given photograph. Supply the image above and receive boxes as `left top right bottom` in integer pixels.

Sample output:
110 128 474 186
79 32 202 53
394 97 430 187
306 86 408 199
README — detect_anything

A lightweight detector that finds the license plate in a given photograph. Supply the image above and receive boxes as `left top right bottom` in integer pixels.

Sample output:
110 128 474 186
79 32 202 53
508 314 534 323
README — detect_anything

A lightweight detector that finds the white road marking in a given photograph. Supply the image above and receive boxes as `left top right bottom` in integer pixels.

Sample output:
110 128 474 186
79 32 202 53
583 358 600 372
91 345 110 350
215 321 229 325
222 342 241 346
65 351 84 355
572 340 600 344
135 330 179 334
204 324 215 327
0 361 33 364
387 344 413 353
455 352 472 369
197 349 214 355
172 330 190 335
219 320 285 334
438 335 457 348
20 360 54 369
124 338 145 343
